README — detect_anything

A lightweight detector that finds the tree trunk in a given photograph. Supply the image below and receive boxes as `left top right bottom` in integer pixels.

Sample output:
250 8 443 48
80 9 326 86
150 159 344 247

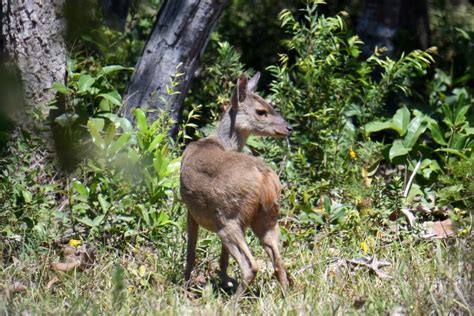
123 0 229 135
357 0 430 57
1 0 67 114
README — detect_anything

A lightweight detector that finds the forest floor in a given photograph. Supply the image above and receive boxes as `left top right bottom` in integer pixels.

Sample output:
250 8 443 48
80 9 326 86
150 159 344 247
0 225 472 315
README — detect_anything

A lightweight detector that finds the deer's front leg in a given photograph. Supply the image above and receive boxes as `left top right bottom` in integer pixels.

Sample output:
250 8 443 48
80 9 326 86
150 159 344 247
184 211 198 283
218 244 237 290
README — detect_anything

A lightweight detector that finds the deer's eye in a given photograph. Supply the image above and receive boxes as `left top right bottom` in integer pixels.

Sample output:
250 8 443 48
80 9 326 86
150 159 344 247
256 109 268 116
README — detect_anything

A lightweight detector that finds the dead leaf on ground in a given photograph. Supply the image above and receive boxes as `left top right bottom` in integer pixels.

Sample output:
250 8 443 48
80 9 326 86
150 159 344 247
422 219 455 239
51 259 81 272
347 255 393 280
51 243 95 272
46 276 60 290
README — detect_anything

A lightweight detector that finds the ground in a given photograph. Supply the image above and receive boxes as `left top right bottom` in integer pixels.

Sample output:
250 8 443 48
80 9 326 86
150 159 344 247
1 224 472 315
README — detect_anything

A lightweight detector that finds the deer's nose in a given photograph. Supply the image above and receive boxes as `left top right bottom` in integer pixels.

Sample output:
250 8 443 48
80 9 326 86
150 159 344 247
287 124 293 133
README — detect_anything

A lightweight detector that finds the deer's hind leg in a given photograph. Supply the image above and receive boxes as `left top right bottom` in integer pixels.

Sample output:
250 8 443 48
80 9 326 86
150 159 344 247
217 224 258 296
251 216 288 291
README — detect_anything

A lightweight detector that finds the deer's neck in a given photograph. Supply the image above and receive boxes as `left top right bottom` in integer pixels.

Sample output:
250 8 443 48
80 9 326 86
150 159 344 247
210 109 248 152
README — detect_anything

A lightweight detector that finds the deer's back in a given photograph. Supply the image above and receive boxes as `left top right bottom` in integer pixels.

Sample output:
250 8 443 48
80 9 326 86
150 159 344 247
180 138 281 232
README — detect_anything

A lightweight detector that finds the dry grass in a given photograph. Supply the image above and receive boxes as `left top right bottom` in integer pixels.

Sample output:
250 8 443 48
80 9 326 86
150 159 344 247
1 225 472 315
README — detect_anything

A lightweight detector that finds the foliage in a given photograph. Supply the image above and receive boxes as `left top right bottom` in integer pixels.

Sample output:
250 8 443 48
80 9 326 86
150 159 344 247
365 69 473 204
437 156 474 208
0 109 182 243
52 62 132 125
68 108 181 240
267 1 435 187
0 129 64 240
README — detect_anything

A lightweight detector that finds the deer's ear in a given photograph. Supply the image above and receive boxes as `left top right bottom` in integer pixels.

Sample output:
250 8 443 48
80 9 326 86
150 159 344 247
247 71 260 93
237 74 248 103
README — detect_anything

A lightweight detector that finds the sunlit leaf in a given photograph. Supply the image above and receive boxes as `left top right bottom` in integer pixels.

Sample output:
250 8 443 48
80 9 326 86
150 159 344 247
389 140 409 161
77 74 95 93
403 117 427 149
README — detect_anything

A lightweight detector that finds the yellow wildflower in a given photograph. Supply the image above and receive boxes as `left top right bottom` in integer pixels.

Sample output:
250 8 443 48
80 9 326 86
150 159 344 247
68 239 82 247
349 147 357 159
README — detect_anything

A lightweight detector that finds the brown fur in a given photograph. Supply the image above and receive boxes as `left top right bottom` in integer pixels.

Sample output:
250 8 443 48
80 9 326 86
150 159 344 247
180 72 291 295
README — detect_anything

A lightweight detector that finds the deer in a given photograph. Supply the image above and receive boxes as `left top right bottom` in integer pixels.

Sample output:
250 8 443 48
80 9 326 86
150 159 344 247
180 72 292 296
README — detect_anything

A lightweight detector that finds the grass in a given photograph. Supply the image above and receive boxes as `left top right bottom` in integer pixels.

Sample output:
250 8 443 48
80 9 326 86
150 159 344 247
1 221 472 315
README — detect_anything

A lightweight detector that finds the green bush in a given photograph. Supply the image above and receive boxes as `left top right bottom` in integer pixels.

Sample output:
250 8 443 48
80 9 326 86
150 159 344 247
268 1 435 183
68 108 182 240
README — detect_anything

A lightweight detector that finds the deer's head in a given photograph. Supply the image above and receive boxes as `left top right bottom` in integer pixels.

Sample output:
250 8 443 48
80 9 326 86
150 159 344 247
229 72 292 138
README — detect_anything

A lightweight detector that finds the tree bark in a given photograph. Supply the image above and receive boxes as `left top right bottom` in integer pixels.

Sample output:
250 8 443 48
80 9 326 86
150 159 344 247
123 0 229 134
357 0 430 57
1 0 67 114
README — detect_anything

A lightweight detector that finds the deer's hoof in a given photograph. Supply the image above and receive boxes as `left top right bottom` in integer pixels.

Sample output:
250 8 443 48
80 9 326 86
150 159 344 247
220 277 237 292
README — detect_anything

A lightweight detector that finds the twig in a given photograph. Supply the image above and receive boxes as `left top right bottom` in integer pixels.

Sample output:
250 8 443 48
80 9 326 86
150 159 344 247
404 154 422 198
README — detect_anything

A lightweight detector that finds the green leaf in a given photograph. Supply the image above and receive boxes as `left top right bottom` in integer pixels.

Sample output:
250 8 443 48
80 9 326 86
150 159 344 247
99 91 122 107
403 116 427 149
153 157 163 176
77 216 95 227
77 74 95 93
155 211 173 227
109 132 131 155
92 214 105 226
147 134 165 153
389 140 410 161
323 195 331 214
420 159 441 179
73 181 89 198
87 119 105 148
139 205 151 226
99 113 133 133
442 104 454 127
428 121 447 146
454 105 470 126
451 133 467 150
99 99 111 112
72 203 90 211
392 107 410 135
51 82 69 95
104 123 116 145
134 108 148 133
22 190 32 203
365 121 402 136
99 65 133 76
435 148 468 159
97 194 109 212
89 118 105 131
